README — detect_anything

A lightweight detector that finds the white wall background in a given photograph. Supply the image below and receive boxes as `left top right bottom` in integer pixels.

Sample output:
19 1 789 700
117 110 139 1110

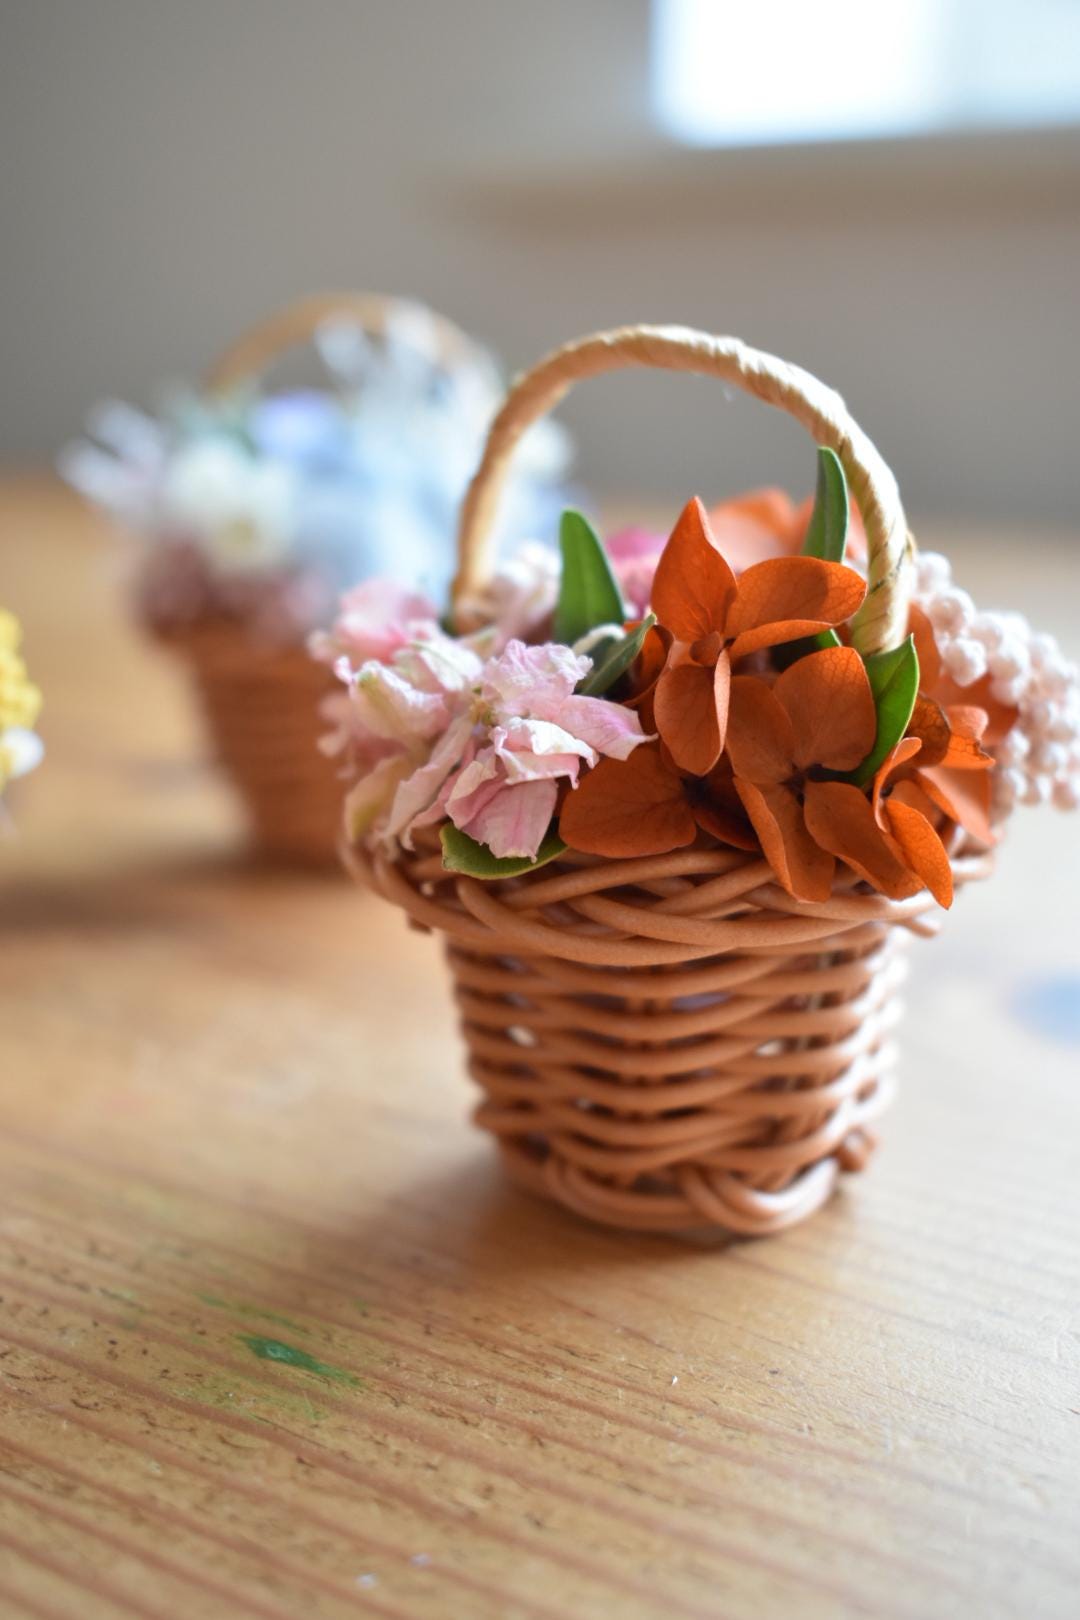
2 0 1079 523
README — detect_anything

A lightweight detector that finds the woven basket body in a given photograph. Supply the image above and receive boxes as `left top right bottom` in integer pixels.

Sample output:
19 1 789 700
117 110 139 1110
178 626 340 864
358 837 988 1234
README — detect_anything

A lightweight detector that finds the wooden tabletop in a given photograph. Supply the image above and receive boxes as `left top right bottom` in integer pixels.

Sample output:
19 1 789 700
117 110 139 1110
1 475 1078 1620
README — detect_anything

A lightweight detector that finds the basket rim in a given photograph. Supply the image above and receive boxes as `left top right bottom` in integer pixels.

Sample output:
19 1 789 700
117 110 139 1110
345 829 994 969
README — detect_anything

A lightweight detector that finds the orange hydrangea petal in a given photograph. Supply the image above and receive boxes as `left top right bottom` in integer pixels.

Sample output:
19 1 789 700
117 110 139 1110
773 645 877 772
889 777 945 825
559 743 698 857
727 618 853 662
691 758 760 851
909 696 992 771
907 694 952 767
871 736 923 813
940 706 994 769
917 764 995 846
724 557 866 646
734 779 834 902
651 497 737 643
802 779 921 900
625 623 669 700
726 674 796 785
947 705 989 741
654 646 730 776
923 665 1017 747
706 488 800 571
881 800 953 908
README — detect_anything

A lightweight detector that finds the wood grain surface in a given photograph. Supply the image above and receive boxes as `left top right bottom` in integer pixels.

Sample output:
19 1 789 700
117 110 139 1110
1 475 1078 1620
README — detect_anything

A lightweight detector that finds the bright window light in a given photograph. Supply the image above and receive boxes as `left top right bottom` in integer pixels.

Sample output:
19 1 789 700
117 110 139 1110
652 0 1080 147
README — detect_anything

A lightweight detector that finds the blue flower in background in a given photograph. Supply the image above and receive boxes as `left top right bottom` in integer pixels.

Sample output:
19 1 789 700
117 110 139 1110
58 311 575 643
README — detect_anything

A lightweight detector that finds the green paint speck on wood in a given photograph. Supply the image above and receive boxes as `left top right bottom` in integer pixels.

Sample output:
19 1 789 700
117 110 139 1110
237 1335 360 1386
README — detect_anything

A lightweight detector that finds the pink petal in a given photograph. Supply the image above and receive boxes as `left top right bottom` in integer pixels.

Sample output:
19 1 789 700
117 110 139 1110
444 747 504 825
605 526 664 564
320 578 438 663
397 630 484 695
385 712 476 846
498 716 595 763
483 639 589 717
345 751 413 842
554 695 651 761
351 663 450 742
460 778 560 860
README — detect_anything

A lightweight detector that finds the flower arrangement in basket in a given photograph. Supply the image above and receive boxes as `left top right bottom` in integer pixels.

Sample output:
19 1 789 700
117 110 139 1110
0 608 43 822
60 293 570 863
323 326 1080 1234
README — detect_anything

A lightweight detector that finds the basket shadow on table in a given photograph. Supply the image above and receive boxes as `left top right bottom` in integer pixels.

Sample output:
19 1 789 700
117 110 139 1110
319 1140 862 1296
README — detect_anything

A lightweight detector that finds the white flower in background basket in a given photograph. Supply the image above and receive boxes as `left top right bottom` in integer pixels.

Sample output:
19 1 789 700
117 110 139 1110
0 609 43 802
157 439 299 576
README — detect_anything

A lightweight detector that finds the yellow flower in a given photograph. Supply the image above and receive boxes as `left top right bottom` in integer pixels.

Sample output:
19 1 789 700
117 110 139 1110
0 608 43 791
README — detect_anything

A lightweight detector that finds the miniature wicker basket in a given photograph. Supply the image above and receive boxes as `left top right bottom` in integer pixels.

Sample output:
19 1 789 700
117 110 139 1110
170 292 480 865
352 326 994 1234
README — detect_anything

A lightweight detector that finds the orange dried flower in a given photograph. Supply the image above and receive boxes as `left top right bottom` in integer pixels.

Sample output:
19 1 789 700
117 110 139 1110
559 740 757 858
651 498 865 776
725 646 883 902
708 487 868 573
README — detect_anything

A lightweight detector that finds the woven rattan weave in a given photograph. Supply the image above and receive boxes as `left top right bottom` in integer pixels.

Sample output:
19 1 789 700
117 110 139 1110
180 624 341 864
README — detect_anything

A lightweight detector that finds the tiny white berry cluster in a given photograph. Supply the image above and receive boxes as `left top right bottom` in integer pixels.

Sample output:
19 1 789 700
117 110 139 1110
913 551 1080 821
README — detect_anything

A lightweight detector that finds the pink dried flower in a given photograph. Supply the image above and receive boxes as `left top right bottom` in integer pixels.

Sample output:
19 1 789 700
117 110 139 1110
309 577 440 667
332 633 651 861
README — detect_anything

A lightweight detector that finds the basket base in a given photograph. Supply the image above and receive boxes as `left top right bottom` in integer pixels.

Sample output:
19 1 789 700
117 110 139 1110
177 626 343 866
449 927 904 1237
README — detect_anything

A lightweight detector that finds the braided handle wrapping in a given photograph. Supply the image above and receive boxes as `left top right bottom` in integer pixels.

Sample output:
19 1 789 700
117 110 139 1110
451 324 914 654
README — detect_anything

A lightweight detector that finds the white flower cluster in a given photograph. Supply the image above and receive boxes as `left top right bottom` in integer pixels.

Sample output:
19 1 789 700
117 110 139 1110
913 551 1080 819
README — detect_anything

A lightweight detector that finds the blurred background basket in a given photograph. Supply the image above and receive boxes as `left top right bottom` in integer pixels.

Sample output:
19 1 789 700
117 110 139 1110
170 293 490 864
355 325 995 1234
63 291 573 864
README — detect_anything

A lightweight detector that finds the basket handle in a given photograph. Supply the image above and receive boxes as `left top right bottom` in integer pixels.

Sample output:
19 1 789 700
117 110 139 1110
451 324 914 655
204 291 481 397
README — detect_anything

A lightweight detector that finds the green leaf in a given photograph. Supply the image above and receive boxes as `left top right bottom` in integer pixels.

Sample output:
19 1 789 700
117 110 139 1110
440 825 567 880
578 613 657 697
801 447 848 564
553 510 625 646
850 635 920 787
